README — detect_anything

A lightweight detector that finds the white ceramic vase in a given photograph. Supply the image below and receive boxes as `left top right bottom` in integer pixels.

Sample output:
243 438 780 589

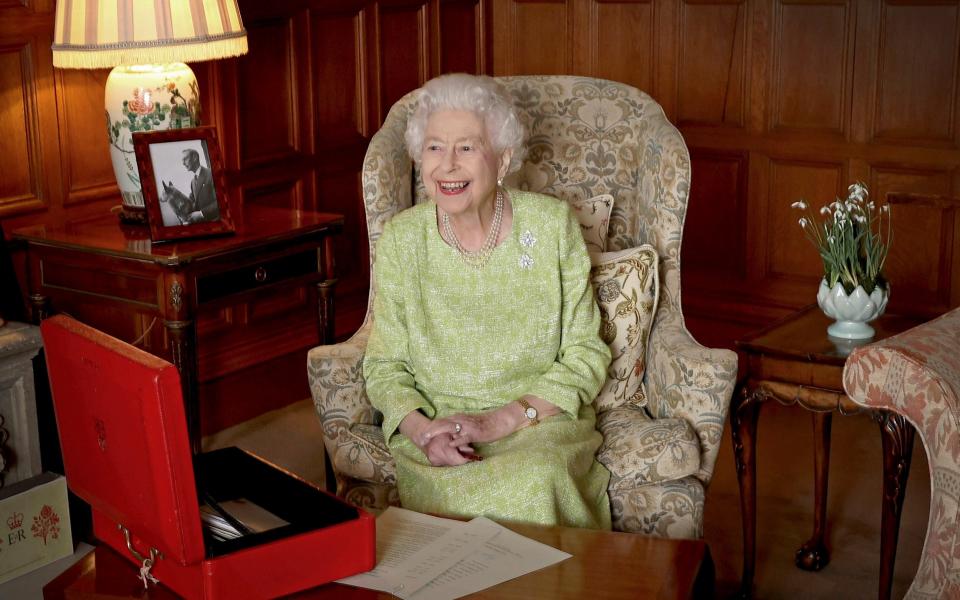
104 63 200 211
816 279 889 340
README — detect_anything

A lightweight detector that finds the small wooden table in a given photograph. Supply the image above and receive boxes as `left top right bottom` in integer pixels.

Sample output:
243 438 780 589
731 305 921 600
43 523 713 599
13 205 343 453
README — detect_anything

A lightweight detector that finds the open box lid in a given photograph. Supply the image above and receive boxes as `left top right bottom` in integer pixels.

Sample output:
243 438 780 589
41 315 205 565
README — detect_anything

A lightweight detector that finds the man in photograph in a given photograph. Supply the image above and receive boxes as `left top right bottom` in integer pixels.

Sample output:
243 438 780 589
181 148 219 223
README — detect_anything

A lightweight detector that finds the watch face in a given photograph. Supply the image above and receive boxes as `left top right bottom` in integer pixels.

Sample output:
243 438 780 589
525 406 538 420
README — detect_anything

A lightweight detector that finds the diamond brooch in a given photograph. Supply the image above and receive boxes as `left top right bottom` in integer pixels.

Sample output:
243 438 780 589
519 230 536 269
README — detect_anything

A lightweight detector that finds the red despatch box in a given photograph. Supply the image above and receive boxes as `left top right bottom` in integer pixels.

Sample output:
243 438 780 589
40 316 375 599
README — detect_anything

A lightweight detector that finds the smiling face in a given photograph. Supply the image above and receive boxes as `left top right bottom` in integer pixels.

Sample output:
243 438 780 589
420 110 511 219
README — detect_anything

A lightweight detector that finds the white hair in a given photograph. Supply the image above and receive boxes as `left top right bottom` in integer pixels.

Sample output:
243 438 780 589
405 73 526 174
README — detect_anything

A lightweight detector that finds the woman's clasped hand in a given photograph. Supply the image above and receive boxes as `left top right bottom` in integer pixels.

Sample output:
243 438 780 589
399 406 511 466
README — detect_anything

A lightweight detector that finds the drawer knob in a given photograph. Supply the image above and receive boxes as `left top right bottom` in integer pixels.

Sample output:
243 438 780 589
254 267 268 282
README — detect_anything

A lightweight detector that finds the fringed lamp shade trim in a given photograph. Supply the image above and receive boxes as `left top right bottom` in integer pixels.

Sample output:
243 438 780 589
52 0 247 69
53 32 248 69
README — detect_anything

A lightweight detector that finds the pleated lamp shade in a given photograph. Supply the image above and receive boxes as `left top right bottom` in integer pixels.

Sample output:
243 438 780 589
52 0 247 68
51 1 247 225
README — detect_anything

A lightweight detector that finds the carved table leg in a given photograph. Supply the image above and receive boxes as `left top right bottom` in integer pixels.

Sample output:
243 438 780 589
29 293 50 324
731 385 764 599
165 319 199 455
876 410 914 600
316 279 338 345
796 411 832 570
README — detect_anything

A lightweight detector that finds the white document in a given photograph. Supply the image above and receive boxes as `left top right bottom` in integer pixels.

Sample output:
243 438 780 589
408 517 571 600
336 507 571 600
337 507 501 596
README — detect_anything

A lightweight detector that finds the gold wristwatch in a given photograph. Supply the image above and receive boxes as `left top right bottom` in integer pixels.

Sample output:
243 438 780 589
517 397 539 426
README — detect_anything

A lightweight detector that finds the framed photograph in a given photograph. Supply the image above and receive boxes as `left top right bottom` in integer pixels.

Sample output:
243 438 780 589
133 126 234 242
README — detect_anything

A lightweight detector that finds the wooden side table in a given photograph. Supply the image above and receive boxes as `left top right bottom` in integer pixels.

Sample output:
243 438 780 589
731 305 922 600
13 205 343 453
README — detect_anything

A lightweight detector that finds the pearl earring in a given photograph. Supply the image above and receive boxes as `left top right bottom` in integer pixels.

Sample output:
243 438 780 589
497 177 503 187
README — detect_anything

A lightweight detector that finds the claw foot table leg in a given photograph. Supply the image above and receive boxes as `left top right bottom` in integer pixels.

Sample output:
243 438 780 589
796 411 832 571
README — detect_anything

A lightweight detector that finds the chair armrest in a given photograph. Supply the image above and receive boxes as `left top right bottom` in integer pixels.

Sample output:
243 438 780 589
307 320 393 484
842 308 960 600
644 306 738 483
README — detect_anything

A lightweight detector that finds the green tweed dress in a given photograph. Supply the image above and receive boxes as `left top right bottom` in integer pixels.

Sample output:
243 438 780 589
363 189 612 530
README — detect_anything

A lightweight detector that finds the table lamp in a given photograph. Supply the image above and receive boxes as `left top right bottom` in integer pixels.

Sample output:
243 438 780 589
51 0 247 224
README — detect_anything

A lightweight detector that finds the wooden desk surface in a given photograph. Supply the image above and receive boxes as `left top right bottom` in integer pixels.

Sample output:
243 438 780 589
44 523 713 600
12 204 343 266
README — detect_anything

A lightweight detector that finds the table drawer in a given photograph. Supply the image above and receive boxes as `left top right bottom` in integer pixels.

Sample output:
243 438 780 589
196 249 317 303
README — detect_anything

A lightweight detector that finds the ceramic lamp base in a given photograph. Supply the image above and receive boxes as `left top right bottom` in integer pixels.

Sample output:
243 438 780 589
827 320 876 340
104 63 200 221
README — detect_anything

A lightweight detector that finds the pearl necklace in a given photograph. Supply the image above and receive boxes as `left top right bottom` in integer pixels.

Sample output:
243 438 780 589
442 189 504 269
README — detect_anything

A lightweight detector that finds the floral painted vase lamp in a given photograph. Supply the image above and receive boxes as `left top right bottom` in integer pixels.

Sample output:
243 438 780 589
793 182 893 340
51 0 247 224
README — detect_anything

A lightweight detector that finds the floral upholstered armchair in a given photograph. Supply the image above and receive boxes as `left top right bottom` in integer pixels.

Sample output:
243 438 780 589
307 76 738 538
843 307 960 599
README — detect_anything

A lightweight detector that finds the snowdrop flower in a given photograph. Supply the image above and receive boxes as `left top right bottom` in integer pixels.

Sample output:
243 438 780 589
848 182 868 202
792 181 890 297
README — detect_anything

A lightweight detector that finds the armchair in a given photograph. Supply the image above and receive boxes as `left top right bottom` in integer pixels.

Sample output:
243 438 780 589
843 307 960 599
308 76 738 538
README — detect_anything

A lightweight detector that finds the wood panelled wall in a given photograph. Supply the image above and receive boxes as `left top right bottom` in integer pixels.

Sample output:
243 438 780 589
2 0 959 358
219 0 491 336
0 0 490 427
492 0 960 341
0 0 490 336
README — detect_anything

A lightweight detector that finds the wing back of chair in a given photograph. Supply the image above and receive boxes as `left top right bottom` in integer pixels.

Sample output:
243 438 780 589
843 307 960 599
364 77 689 321
500 77 689 314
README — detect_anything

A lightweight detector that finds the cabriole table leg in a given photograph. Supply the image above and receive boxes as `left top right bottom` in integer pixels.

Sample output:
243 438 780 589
876 410 914 600
796 411 832 570
731 385 764 599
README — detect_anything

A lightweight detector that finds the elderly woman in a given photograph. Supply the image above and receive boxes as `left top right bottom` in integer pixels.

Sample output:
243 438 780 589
363 73 612 529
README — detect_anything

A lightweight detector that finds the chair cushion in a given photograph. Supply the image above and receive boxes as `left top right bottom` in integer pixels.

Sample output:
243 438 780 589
590 245 659 412
571 194 614 253
596 407 700 489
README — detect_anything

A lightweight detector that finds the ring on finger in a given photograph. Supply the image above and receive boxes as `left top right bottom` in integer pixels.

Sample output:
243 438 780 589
454 422 462 434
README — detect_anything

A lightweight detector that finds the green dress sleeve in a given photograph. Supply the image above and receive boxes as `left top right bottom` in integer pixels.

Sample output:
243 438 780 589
523 204 611 418
363 221 435 443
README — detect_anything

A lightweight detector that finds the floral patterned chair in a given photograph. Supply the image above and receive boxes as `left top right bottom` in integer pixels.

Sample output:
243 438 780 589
843 307 960 599
307 76 738 538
